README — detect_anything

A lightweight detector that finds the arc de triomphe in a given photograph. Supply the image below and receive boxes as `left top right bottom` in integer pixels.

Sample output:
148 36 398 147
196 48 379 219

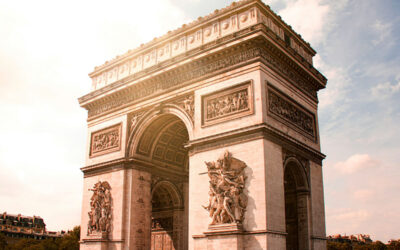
78 0 327 249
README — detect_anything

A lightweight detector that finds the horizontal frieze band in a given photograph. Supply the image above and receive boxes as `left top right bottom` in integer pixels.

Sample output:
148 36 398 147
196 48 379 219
84 34 324 120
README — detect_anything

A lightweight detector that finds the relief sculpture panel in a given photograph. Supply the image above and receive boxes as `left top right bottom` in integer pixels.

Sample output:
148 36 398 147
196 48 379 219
87 181 112 238
202 81 253 126
89 123 122 158
203 151 248 226
267 85 316 139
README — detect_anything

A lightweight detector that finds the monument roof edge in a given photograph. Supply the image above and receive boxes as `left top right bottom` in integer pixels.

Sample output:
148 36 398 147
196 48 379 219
89 0 316 77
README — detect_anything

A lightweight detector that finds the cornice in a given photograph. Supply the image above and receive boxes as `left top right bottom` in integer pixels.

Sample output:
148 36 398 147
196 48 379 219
80 28 326 121
186 123 325 164
88 0 316 79
81 156 188 180
81 122 325 176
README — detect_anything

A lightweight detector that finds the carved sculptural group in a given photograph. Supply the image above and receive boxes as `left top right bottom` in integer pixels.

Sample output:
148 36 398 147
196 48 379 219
91 129 120 154
87 181 112 236
206 89 248 120
268 90 315 136
203 151 248 225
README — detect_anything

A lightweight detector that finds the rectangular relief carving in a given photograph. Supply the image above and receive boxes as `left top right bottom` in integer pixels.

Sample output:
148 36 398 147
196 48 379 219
202 81 253 127
89 123 122 158
267 85 316 140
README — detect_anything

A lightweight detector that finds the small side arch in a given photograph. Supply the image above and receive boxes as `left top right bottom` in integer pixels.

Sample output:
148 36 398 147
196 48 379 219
283 156 311 250
152 180 183 209
283 156 309 192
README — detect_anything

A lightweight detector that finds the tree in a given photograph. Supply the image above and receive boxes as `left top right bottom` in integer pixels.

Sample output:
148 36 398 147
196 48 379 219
388 239 400 250
0 233 7 250
58 226 80 250
327 241 352 250
371 241 388 250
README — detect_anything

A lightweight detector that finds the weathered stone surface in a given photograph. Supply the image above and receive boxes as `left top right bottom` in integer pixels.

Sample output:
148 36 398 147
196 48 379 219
79 1 327 249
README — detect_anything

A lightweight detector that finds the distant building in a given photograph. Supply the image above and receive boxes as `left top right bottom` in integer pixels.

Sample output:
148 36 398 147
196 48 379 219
0 212 64 240
328 234 373 245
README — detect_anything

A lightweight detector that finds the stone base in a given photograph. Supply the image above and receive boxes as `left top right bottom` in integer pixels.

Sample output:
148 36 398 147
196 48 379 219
193 223 244 250
206 223 243 235
80 241 109 250
83 231 109 241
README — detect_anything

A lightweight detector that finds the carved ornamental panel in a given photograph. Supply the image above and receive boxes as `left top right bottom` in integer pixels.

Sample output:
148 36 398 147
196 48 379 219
173 94 194 122
203 151 248 226
87 181 112 238
267 85 316 139
89 123 122 158
202 81 253 127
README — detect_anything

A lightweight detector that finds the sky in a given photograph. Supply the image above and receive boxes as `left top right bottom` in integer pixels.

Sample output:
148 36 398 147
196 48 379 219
0 0 399 243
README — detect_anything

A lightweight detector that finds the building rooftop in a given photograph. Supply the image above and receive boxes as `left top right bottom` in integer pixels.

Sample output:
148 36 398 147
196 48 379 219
85 0 323 93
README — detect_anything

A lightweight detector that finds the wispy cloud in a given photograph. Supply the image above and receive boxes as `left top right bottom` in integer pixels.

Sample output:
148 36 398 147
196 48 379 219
0 0 190 231
372 19 393 46
370 80 400 99
333 154 379 174
278 0 330 45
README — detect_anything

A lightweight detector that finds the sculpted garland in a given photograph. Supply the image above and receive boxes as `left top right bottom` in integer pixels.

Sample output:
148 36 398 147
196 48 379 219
203 151 248 225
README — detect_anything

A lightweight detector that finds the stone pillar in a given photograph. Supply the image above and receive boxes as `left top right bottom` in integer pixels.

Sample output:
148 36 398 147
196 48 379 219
124 168 152 250
264 139 286 248
173 209 185 250
309 161 327 249
183 182 189 250
297 192 310 250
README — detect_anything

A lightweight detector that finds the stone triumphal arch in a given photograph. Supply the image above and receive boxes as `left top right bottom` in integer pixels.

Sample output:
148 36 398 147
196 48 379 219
78 0 327 249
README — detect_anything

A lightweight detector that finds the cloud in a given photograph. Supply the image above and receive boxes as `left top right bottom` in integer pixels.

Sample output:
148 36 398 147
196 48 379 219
317 64 351 110
370 80 400 99
278 0 330 45
330 209 371 222
372 19 393 46
333 154 379 174
0 0 190 232
326 208 373 235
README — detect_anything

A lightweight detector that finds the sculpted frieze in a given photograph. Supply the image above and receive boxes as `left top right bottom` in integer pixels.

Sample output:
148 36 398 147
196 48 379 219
90 123 122 157
268 87 316 138
86 37 320 119
87 181 112 237
203 151 247 225
202 82 253 126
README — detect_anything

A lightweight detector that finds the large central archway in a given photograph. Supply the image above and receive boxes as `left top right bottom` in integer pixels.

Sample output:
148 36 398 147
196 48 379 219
130 112 190 250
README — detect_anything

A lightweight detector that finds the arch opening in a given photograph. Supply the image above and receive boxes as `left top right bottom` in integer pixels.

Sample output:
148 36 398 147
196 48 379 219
284 160 310 250
132 113 189 250
132 114 190 173
151 182 183 250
